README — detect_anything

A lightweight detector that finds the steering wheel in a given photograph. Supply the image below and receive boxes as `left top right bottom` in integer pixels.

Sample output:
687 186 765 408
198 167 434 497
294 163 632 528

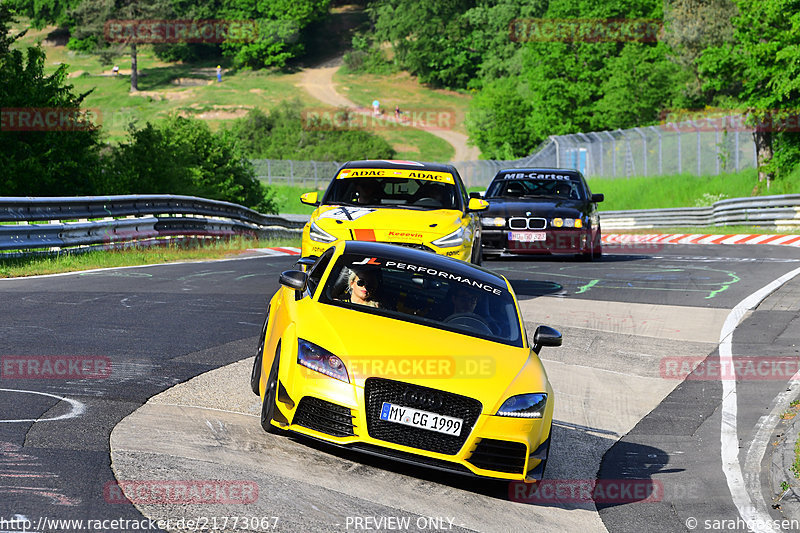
444 313 493 335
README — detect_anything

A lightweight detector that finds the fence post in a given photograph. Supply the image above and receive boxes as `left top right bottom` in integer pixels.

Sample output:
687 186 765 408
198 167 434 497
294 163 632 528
634 127 647 176
672 124 682 174
550 135 561 167
696 126 702 176
650 126 662 175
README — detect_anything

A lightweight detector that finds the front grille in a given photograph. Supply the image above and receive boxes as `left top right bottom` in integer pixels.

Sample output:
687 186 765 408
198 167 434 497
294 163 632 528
467 438 527 474
293 397 355 437
385 242 435 253
364 378 482 455
508 217 547 230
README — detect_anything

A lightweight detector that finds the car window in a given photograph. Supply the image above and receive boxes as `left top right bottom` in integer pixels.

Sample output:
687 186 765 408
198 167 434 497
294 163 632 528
486 177 586 200
306 248 334 297
318 253 523 347
322 173 459 210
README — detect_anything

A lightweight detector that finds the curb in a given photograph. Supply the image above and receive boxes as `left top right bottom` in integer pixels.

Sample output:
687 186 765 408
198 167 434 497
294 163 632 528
604 233 800 247
247 246 301 256
771 408 800 521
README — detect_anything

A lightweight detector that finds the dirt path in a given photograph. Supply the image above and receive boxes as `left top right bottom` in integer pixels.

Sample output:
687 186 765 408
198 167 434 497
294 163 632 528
296 57 480 162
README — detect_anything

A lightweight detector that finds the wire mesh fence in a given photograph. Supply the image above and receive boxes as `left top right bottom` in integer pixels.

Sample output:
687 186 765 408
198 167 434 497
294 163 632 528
251 117 758 190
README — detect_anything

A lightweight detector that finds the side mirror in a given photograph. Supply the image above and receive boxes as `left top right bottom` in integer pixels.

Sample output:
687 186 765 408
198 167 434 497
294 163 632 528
467 198 489 212
294 256 318 271
532 325 562 354
279 270 308 291
300 192 319 206
591 193 604 203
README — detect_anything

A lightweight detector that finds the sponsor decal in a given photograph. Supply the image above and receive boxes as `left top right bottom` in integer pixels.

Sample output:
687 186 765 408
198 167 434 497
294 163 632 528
501 172 574 181
352 257 382 266
337 169 455 184
387 231 424 240
317 206 376 221
383 260 503 295
353 229 376 241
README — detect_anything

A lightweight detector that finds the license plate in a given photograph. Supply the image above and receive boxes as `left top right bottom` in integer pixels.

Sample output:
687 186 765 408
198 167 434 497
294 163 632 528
379 402 463 436
509 231 546 242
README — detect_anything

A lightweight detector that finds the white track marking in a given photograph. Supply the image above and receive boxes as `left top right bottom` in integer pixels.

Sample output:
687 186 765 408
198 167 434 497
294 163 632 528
720 265 800 532
0 388 86 423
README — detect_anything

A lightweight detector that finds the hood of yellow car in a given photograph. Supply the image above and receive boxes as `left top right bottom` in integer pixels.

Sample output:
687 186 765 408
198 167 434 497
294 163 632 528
294 302 541 411
312 205 463 244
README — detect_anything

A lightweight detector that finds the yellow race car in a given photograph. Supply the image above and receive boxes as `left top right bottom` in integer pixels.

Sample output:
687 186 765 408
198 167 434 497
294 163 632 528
251 240 561 482
299 160 489 264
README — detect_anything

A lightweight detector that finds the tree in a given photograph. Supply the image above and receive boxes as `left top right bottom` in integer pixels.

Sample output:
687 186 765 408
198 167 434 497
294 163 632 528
105 115 277 213
370 0 479 88
698 0 800 183
0 4 105 196
68 0 173 92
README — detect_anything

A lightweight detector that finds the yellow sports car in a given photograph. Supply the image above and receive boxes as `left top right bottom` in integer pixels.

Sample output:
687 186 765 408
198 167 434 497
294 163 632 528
299 160 488 264
251 240 561 482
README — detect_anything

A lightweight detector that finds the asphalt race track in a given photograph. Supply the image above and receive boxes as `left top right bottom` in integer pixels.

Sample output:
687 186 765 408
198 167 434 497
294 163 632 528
2 243 800 532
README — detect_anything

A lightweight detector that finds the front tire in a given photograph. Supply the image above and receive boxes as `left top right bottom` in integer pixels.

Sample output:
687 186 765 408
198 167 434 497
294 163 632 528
260 349 281 434
471 237 482 266
250 309 270 395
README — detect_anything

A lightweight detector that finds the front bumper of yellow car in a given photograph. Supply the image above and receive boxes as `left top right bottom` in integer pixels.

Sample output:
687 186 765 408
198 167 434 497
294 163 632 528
269 360 553 483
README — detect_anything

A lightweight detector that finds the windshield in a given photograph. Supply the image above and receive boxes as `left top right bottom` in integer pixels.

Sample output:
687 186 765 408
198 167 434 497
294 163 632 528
318 253 523 347
486 176 586 200
322 170 460 210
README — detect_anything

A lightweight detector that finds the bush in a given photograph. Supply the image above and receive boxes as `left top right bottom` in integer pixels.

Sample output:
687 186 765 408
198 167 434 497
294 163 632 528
229 102 396 161
105 115 277 213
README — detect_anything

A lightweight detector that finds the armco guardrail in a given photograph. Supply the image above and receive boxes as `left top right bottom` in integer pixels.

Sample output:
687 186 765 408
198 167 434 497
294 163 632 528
600 194 800 230
0 195 305 253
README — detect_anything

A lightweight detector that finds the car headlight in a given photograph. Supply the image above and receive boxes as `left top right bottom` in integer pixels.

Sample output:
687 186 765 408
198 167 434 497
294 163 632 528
481 217 506 228
496 393 547 418
551 218 581 228
432 226 466 248
297 339 349 383
308 222 336 243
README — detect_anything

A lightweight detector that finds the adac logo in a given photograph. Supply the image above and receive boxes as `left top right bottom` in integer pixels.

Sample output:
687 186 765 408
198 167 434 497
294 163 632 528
352 257 381 266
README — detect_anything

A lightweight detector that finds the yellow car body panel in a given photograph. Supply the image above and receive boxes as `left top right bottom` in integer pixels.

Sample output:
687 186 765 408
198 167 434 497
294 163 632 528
299 161 484 262
257 241 555 482
302 205 476 261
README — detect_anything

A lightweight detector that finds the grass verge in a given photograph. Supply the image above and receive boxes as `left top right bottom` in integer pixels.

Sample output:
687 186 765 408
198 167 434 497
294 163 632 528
589 169 800 211
0 236 301 278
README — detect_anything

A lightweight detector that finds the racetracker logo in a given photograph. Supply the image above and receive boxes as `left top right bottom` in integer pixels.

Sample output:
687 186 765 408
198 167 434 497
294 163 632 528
509 479 663 504
301 108 456 131
659 108 800 133
509 18 661 43
661 356 800 381
301 355 496 380
1 108 99 132
1 356 111 379
104 19 258 44
104 480 259 504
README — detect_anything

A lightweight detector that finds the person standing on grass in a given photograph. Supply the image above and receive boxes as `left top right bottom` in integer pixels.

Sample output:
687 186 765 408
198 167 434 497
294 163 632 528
216 65 222 83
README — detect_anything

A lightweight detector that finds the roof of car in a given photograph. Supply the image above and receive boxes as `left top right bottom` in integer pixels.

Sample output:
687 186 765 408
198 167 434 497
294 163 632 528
341 160 457 173
340 241 508 288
